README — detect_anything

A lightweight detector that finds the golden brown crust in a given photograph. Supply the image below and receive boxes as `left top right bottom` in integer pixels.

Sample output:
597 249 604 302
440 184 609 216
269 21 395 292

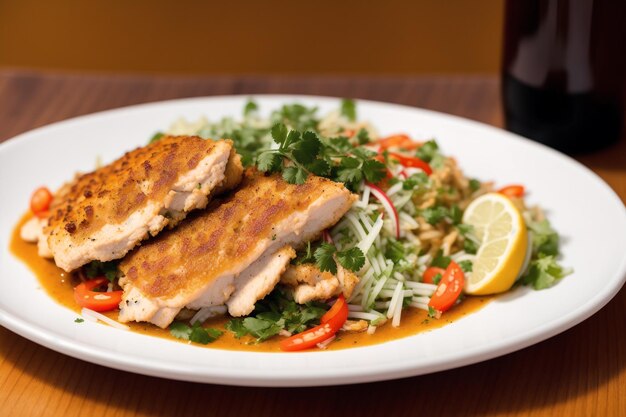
45 135 235 252
119 171 354 299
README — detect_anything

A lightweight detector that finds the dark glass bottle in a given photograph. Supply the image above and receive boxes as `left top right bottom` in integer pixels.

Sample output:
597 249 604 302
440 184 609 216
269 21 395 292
502 0 625 154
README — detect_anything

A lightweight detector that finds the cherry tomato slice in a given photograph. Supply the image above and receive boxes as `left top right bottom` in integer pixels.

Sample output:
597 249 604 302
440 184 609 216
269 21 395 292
428 261 465 313
74 278 123 312
422 267 446 284
30 187 53 218
280 295 348 352
388 152 433 175
498 185 525 198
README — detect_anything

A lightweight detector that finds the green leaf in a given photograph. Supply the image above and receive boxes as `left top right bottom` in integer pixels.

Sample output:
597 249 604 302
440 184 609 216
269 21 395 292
271 123 288 145
189 325 223 344
257 151 282 172
385 239 405 263
421 206 449 225
225 319 248 338
527 219 560 256
271 104 319 131
243 99 258 116
292 131 321 164
340 98 356 121
469 178 481 192
169 322 192 340
456 223 474 236
242 317 282 341
351 146 377 159
307 159 331 176
283 130 301 149
314 242 338 274
431 252 452 269
356 128 370 145
84 260 119 283
449 205 463 225
149 132 164 144
362 159 387 184
326 136 352 153
522 255 571 290
415 140 439 162
282 166 308 184
336 167 363 185
463 238 479 255
432 273 443 285
458 260 473 272
336 247 365 272
403 172 429 190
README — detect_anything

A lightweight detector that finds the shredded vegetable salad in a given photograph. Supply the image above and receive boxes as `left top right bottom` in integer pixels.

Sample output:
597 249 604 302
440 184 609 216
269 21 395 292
153 99 570 344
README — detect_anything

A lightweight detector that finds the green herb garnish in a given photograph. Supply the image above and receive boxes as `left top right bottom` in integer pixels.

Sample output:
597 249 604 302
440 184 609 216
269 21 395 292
169 321 223 345
225 289 327 342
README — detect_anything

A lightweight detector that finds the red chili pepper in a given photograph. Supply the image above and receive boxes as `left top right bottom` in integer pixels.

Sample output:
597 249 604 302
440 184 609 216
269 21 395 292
388 152 433 175
280 295 348 351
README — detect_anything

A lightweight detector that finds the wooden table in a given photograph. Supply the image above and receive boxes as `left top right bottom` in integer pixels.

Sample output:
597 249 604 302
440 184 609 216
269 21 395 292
1 71 624 417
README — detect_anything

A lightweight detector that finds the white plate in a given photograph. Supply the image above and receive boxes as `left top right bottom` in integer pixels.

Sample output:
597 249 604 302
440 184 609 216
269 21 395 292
1 95 625 387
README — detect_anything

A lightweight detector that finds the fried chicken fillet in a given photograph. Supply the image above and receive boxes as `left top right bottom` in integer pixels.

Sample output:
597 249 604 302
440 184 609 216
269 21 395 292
26 136 243 271
118 171 356 328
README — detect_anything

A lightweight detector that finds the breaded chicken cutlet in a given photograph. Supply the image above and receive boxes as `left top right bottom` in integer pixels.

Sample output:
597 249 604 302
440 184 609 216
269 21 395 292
118 170 357 328
22 136 243 272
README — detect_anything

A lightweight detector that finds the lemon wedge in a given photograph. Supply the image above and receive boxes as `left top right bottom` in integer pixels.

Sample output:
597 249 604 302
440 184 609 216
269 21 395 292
462 193 528 295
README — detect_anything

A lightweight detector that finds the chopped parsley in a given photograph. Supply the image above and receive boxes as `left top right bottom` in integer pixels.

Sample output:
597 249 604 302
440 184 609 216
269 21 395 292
74 318 84 323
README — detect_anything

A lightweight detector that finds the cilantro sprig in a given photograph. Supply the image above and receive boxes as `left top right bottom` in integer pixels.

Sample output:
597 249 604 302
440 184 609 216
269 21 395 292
225 289 327 342
256 123 386 188
169 321 223 345
84 260 119 283
314 242 365 274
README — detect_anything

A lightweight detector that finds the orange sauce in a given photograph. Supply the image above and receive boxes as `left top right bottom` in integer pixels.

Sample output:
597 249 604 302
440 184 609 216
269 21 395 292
10 213 492 352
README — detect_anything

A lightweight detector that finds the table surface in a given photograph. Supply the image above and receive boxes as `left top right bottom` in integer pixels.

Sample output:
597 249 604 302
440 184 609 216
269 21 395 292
0 71 624 417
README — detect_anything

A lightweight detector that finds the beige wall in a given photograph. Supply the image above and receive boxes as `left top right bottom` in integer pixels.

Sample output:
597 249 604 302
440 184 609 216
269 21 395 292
0 0 504 75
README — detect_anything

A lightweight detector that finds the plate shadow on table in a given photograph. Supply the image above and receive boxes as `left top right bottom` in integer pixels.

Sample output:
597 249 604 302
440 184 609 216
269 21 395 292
1 288 624 417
